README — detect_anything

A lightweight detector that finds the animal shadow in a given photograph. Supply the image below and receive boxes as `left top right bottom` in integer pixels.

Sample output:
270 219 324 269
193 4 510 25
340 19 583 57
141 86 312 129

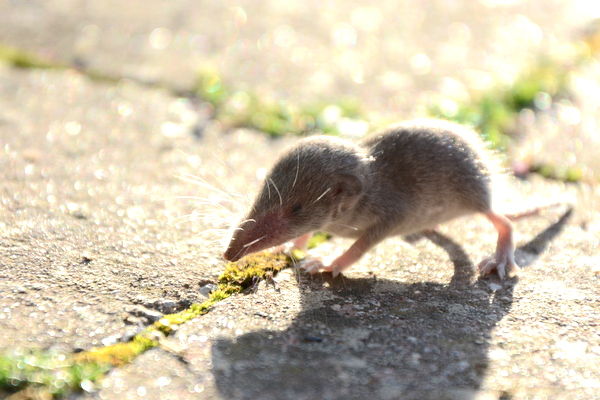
211 209 572 400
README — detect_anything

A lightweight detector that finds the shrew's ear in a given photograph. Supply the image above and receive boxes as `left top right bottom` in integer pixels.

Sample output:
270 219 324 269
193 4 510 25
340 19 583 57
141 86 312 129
333 173 363 198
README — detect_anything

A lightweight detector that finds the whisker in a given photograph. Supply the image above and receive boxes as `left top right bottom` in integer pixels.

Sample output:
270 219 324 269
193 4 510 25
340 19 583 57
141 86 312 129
243 235 267 248
182 228 230 236
174 210 230 220
311 187 331 204
173 195 238 204
292 152 300 189
335 222 360 230
269 178 283 206
198 228 234 235
266 179 272 200
169 197 235 211
173 212 203 221
175 174 243 199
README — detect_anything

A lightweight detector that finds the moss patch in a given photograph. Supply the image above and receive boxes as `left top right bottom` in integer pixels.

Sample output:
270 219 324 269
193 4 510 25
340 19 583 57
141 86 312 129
0 44 60 70
76 251 296 359
529 163 584 183
0 43 119 85
0 350 109 398
307 232 332 249
196 68 368 137
1 251 300 399
74 336 156 367
428 59 569 151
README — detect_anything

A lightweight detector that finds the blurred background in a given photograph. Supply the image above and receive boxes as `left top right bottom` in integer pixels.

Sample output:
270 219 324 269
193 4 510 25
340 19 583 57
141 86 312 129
1 0 600 182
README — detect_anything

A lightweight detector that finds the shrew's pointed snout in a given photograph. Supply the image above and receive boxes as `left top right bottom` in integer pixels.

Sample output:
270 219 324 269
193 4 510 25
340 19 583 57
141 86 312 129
223 226 247 262
223 244 244 262
223 251 236 262
221 211 289 262
222 217 262 262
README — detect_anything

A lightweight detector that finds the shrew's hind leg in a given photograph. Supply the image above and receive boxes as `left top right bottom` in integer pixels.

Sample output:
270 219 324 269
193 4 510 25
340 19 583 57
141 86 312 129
478 211 519 279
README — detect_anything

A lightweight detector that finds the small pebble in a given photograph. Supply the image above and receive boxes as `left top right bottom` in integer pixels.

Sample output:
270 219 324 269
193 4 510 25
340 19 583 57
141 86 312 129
121 327 141 342
127 305 163 323
101 333 121 346
199 283 217 297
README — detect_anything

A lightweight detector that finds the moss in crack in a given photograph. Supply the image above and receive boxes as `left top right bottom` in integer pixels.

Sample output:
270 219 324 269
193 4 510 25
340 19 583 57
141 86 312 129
0 44 65 69
426 55 592 183
0 43 120 85
0 349 110 398
0 44 61 70
529 163 584 183
218 251 291 288
0 250 301 398
74 335 157 367
79 251 295 350
307 232 332 249
428 59 570 151
196 68 368 137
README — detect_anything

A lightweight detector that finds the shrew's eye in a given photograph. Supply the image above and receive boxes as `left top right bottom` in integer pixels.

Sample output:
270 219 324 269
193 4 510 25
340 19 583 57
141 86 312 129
291 204 302 214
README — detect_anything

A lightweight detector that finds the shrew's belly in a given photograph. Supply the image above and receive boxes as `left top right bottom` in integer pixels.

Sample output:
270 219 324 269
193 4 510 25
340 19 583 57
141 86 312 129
391 204 474 236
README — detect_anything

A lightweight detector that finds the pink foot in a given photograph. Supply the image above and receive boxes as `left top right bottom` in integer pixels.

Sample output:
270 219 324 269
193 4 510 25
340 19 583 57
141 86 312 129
478 252 519 279
299 258 340 276
479 211 520 280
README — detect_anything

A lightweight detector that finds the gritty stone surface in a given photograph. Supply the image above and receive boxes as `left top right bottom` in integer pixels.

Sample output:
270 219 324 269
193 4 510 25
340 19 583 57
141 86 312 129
78 348 221 400
0 65 289 351
95 198 599 399
0 64 598 398
0 63 598 398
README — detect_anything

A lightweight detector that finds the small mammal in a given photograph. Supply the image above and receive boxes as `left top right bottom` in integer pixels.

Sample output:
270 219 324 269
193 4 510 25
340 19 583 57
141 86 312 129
224 119 519 279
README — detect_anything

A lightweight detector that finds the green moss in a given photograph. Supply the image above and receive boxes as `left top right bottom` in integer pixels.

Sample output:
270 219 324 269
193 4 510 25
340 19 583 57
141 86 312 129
428 60 569 150
530 163 583 183
0 43 120 86
0 249 304 398
150 252 296 335
83 252 296 355
196 68 230 107
0 349 109 398
0 44 61 70
218 251 291 287
74 335 157 367
307 232 332 249
195 70 368 136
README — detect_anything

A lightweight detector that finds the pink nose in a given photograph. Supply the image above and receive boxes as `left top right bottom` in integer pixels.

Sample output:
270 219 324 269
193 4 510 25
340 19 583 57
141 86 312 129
223 246 245 262
223 249 235 262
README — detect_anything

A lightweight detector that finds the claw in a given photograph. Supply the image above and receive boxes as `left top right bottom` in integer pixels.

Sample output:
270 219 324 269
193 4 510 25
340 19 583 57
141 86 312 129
298 258 338 275
478 255 519 280
480 211 520 280
300 260 323 275
299 258 324 274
